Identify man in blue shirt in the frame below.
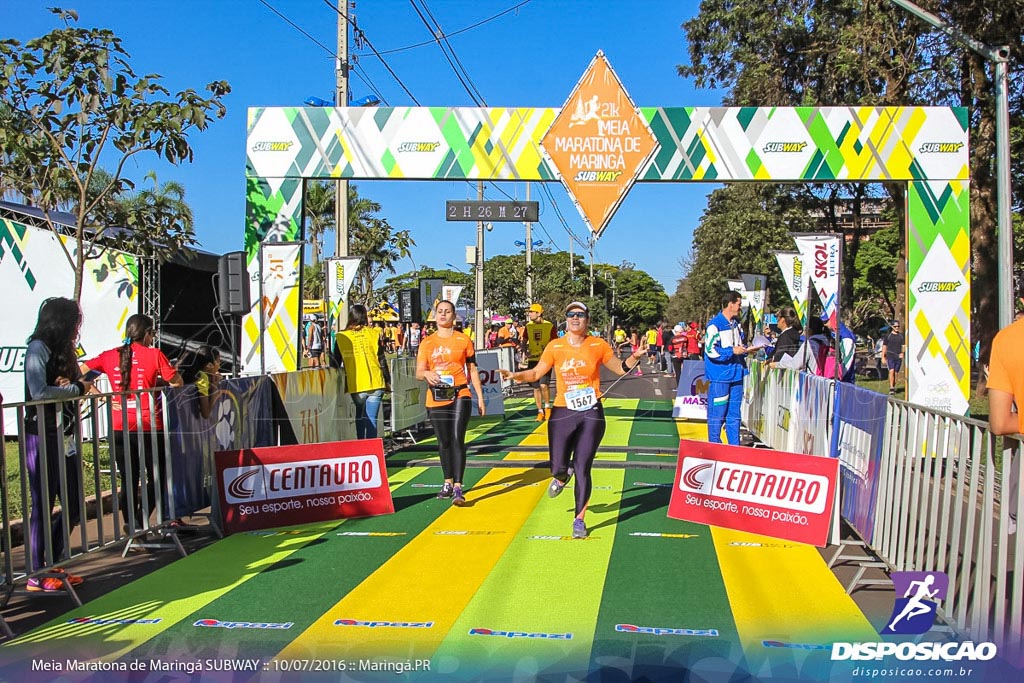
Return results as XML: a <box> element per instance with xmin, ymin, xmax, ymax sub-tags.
<box><xmin>704</xmin><ymin>290</ymin><xmax>756</xmax><ymax>445</ymax></box>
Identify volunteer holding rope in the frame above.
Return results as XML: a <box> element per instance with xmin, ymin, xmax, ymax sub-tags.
<box><xmin>500</xmin><ymin>301</ymin><xmax>648</xmax><ymax>539</ymax></box>
<box><xmin>416</xmin><ymin>300</ymin><xmax>485</xmax><ymax>507</ymax></box>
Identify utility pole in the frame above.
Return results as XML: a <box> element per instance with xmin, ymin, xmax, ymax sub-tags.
<box><xmin>525</xmin><ymin>182</ymin><xmax>533</xmax><ymax>301</ymax></box>
<box><xmin>335</xmin><ymin>0</ymin><xmax>349</xmax><ymax>259</ymax></box>
<box><xmin>588</xmin><ymin>235</ymin><xmax>595</xmax><ymax>297</ymax></box>
<box><xmin>475</xmin><ymin>181</ymin><xmax>486</xmax><ymax>346</ymax></box>
<box><xmin>889</xmin><ymin>0</ymin><xmax>1013</xmax><ymax>328</ymax></box>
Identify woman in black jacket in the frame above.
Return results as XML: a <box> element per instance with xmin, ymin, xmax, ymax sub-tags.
<box><xmin>771</xmin><ymin>307</ymin><xmax>803</xmax><ymax>363</ymax></box>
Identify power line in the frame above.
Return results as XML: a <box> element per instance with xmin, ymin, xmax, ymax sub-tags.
<box><xmin>373</xmin><ymin>0</ymin><xmax>534</xmax><ymax>55</ymax></box>
<box><xmin>415</xmin><ymin>0</ymin><xmax>488</xmax><ymax>105</ymax></box>
<box><xmin>257</xmin><ymin>0</ymin><xmax>337</xmax><ymax>58</ymax></box>
<box><xmin>408</xmin><ymin>0</ymin><xmax>485</xmax><ymax>106</ymax></box>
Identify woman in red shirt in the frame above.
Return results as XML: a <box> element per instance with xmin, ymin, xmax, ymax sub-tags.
<box><xmin>83</xmin><ymin>314</ymin><xmax>182</xmax><ymax>532</ymax></box>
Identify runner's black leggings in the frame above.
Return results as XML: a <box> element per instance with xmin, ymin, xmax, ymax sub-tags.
<box><xmin>428</xmin><ymin>396</ymin><xmax>473</xmax><ymax>484</ymax></box>
<box><xmin>547</xmin><ymin>403</ymin><xmax>606</xmax><ymax>516</ymax></box>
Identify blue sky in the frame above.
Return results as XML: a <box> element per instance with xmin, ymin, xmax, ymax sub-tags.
<box><xmin>4</xmin><ymin>0</ymin><xmax>727</xmax><ymax>293</ymax></box>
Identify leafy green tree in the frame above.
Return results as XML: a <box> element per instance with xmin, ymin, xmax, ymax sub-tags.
<box><xmin>0</xmin><ymin>8</ymin><xmax>229</xmax><ymax>299</ymax></box>
<box><xmin>852</xmin><ymin>223</ymin><xmax>900</xmax><ymax>331</ymax></box>
<box><xmin>304</xmin><ymin>180</ymin><xmax>336</xmax><ymax>268</ymax></box>
<box><xmin>612</xmin><ymin>267</ymin><xmax>668</xmax><ymax>328</ymax></box>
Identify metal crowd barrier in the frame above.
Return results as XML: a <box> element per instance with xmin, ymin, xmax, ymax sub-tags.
<box><xmin>745</xmin><ymin>363</ymin><xmax>1024</xmax><ymax>654</ymax></box>
<box><xmin>1</xmin><ymin>386</ymin><xmax>182</xmax><ymax>611</ymax></box>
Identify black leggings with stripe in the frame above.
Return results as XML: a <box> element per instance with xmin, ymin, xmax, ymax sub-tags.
<box><xmin>547</xmin><ymin>403</ymin><xmax>606</xmax><ymax>516</ymax></box>
<box><xmin>428</xmin><ymin>396</ymin><xmax>473</xmax><ymax>484</ymax></box>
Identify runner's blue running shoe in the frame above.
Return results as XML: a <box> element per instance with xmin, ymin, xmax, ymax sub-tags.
<box><xmin>437</xmin><ymin>482</ymin><xmax>454</xmax><ymax>499</ymax></box>
<box><xmin>548</xmin><ymin>478</ymin><xmax>567</xmax><ymax>498</ymax></box>
<box><xmin>572</xmin><ymin>518</ymin><xmax>588</xmax><ymax>539</ymax></box>
<box><xmin>452</xmin><ymin>485</ymin><xmax>466</xmax><ymax>506</ymax></box>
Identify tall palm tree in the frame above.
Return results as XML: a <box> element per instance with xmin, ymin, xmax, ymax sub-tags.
<box><xmin>304</xmin><ymin>180</ymin><xmax>336</xmax><ymax>267</ymax></box>
<box><xmin>347</xmin><ymin>184</ymin><xmax>415</xmax><ymax>304</ymax></box>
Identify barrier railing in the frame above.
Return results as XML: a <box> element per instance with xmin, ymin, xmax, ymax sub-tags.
<box><xmin>745</xmin><ymin>363</ymin><xmax>1024</xmax><ymax>653</ymax></box>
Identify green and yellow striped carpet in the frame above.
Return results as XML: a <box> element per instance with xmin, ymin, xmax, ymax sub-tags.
<box><xmin>1</xmin><ymin>399</ymin><xmax>875</xmax><ymax>681</ymax></box>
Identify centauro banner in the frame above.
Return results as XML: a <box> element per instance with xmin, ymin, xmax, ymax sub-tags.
<box><xmin>0</xmin><ymin>219</ymin><xmax>137</xmax><ymax>434</ymax></box>
<box><xmin>772</xmin><ymin>251</ymin><xmax>810</xmax><ymax>326</ymax></box>
<box><xmin>792</xmin><ymin>233</ymin><xmax>841</xmax><ymax>322</ymax></box>
<box><xmin>215</xmin><ymin>439</ymin><xmax>394</xmax><ymax>533</ymax></box>
<box><xmin>668</xmin><ymin>439</ymin><xmax>839</xmax><ymax>547</ymax></box>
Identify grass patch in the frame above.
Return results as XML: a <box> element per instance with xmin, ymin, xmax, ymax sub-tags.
<box><xmin>3</xmin><ymin>439</ymin><xmax>115</xmax><ymax>522</ymax></box>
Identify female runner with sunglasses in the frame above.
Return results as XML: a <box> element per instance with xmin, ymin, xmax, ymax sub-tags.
<box><xmin>500</xmin><ymin>301</ymin><xmax>647</xmax><ymax>538</ymax></box>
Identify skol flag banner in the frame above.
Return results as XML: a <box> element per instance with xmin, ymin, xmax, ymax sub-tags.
<box><xmin>792</xmin><ymin>233</ymin><xmax>841</xmax><ymax>321</ymax></box>
<box><xmin>216</xmin><ymin>439</ymin><xmax>394</xmax><ymax>533</ymax></box>
<box><xmin>668</xmin><ymin>439</ymin><xmax>839</xmax><ymax>547</ymax></box>
<box><xmin>773</xmin><ymin>250</ymin><xmax>810</xmax><ymax>326</ymax></box>
<box><xmin>740</xmin><ymin>273</ymin><xmax>767</xmax><ymax>327</ymax></box>
<box><xmin>539</xmin><ymin>51</ymin><xmax>658</xmax><ymax>238</ymax></box>
<box><xmin>419</xmin><ymin>278</ymin><xmax>444</xmax><ymax>320</ymax></box>
<box><xmin>257</xmin><ymin>241</ymin><xmax>302</xmax><ymax>374</ymax></box>
<box><xmin>442</xmin><ymin>284</ymin><xmax>464</xmax><ymax>308</ymax></box>
<box><xmin>326</xmin><ymin>257</ymin><xmax>361</xmax><ymax>333</ymax></box>
<box><xmin>727</xmin><ymin>279</ymin><xmax>750</xmax><ymax>320</ymax></box>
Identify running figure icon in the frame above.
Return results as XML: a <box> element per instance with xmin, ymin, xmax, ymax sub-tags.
<box><xmin>887</xmin><ymin>574</ymin><xmax>939</xmax><ymax>631</ymax></box>
<box><xmin>881</xmin><ymin>571</ymin><xmax>948</xmax><ymax>635</ymax></box>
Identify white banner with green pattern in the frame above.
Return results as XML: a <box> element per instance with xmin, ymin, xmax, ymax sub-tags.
<box><xmin>244</xmin><ymin>105</ymin><xmax>969</xmax><ymax>413</ymax></box>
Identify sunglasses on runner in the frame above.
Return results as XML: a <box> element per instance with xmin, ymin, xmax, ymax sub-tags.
<box><xmin>566</xmin><ymin>311</ymin><xmax>588</xmax><ymax>319</ymax></box>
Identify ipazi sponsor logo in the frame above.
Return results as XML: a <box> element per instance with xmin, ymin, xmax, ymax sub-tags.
<box><xmin>763</xmin><ymin>141</ymin><xmax>807</xmax><ymax>153</ymax></box>
<box><xmin>919</xmin><ymin>142</ymin><xmax>964</xmax><ymax>154</ymax></box>
<box><xmin>678</xmin><ymin>456</ymin><xmax>829</xmax><ymax>514</ymax></box>
<box><xmin>0</xmin><ymin>346</ymin><xmax>26</xmax><ymax>373</ymax></box>
<box><xmin>763</xmin><ymin>640</ymin><xmax>831</xmax><ymax>650</ymax></box>
<box><xmin>68</xmin><ymin>617</ymin><xmax>162</xmax><ymax>626</ymax></box>
<box><xmin>334</xmin><ymin>619</ymin><xmax>433</xmax><ymax>628</ymax></box>
<box><xmin>917</xmin><ymin>281</ymin><xmax>961</xmax><ymax>293</ymax></box>
<box><xmin>223</xmin><ymin>454</ymin><xmax>382</xmax><ymax>504</ymax></box>
<box><xmin>615</xmin><ymin>624</ymin><xmax>719</xmax><ymax>637</ymax></box>
<box><xmin>194</xmin><ymin>619</ymin><xmax>293</xmax><ymax>630</ymax></box>
<box><xmin>251</xmin><ymin>141</ymin><xmax>294</xmax><ymax>152</ymax></box>
<box><xmin>397</xmin><ymin>142</ymin><xmax>441</xmax><ymax>153</ymax></box>
<box><xmin>469</xmin><ymin>628</ymin><xmax>572</xmax><ymax>640</ymax></box>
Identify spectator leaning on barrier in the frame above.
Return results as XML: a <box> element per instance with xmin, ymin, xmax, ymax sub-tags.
<box><xmin>986</xmin><ymin>310</ymin><xmax>1024</xmax><ymax>534</ymax></box>
<box><xmin>83</xmin><ymin>314</ymin><xmax>183</xmax><ymax>533</ymax></box>
<box><xmin>770</xmin><ymin>307</ymin><xmax>802</xmax><ymax>363</ymax></box>
<box><xmin>335</xmin><ymin>304</ymin><xmax>391</xmax><ymax>440</ymax></box>
<box><xmin>24</xmin><ymin>297</ymin><xmax>92</xmax><ymax>591</ymax></box>
<box><xmin>705</xmin><ymin>291</ymin><xmax>759</xmax><ymax>445</ymax></box>
<box><xmin>180</xmin><ymin>345</ymin><xmax>222</xmax><ymax>420</ymax></box>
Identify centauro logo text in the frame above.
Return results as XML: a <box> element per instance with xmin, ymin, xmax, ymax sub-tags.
<box><xmin>251</xmin><ymin>141</ymin><xmax>294</xmax><ymax>152</ymax></box>
<box><xmin>397</xmin><ymin>142</ymin><xmax>441</xmax><ymax>152</ymax></box>
<box><xmin>763</xmin><ymin>142</ymin><xmax>807</xmax><ymax>153</ymax></box>
<box><xmin>919</xmin><ymin>142</ymin><xmax>964</xmax><ymax>154</ymax></box>
<box><xmin>918</xmin><ymin>281</ymin><xmax>960</xmax><ymax>293</ymax></box>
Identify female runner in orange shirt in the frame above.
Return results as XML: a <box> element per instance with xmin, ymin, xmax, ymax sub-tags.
<box><xmin>416</xmin><ymin>300</ymin><xmax>485</xmax><ymax>506</ymax></box>
<box><xmin>500</xmin><ymin>301</ymin><xmax>647</xmax><ymax>538</ymax></box>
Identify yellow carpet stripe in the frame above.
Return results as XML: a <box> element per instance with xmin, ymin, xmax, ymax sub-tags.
<box><xmin>432</xmin><ymin>469</ymin><xmax>627</xmax><ymax>674</ymax></box>
<box><xmin>274</xmin><ymin>467</ymin><xmax>549</xmax><ymax>660</ymax></box>
<box><xmin>711</xmin><ymin>527</ymin><xmax>876</xmax><ymax>660</ymax></box>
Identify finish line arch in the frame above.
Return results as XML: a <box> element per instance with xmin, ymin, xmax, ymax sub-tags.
<box><xmin>243</xmin><ymin>103</ymin><xmax>970</xmax><ymax>414</ymax></box>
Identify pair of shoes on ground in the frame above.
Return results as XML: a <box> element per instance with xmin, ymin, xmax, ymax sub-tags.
<box><xmin>27</xmin><ymin>568</ymin><xmax>84</xmax><ymax>592</ymax></box>
<box><xmin>437</xmin><ymin>482</ymin><xmax>467</xmax><ymax>506</ymax></box>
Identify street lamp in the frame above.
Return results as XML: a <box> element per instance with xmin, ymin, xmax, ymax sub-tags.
<box><xmin>889</xmin><ymin>0</ymin><xmax>1013</xmax><ymax>328</ymax></box>
<box><xmin>514</xmin><ymin>240</ymin><xmax>543</xmax><ymax>249</ymax></box>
